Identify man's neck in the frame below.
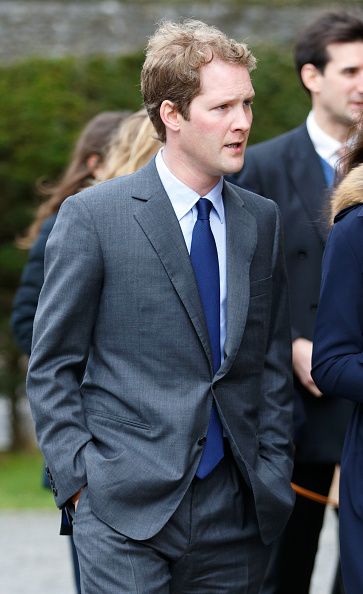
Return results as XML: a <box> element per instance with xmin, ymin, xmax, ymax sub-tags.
<box><xmin>162</xmin><ymin>146</ymin><xmax>221</xmax><ymax>197</ymax></box>
<box><xmin>311</xmin><ymin>108</ymin><xmax>350</xmax><ymax>144</ymax></box>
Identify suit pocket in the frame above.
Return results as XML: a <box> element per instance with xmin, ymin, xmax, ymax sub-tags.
<box><xmin>250</xmin><ymin>276</ymin><xmax>272</xmax><ymax>298</ymax></box>
<box><xmin>85</xmin><ymin>408</ymin><xmax>151</xmax><ymax>430</ymax></box>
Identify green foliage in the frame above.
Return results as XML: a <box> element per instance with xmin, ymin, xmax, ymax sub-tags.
<box><xmin>0</xmin><ymin>53</ymin><xmax>144</xmax><ymax>247</ymax></box>
<box><xmin>249</xmin><ymin>46</ymin><xmax>310</xmax><ymax>144</ymax></box>
<box><xmin>0</xmin><ymin>451</ymin><xmax>54</xmax><ymax>508</ymax></box>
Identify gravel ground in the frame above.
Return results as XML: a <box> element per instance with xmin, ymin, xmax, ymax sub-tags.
<box><xmin>0</xmin><ymin>506</ymin><xmax>338</xmax><ymax>594</ymax></box>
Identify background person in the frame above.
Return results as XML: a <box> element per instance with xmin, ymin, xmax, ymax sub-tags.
<box><xmin>99</xmin><ymin>108</ymin><xmax>161</xmax><ymax>180</ymax></box>
<box><xmin>229</xmin><ymin>11</ymin><xmax>363</xmax><ymax>594</ymax></box>
<box><xmin>26</xmin><ymin>20</ymin><xmax>294</xmax><ymax>593</ymax></box>
<box><xmin>312</xmin><ymin>126</ymin><xmax>363</xmax><ymax>594</ymax></box>
<box><xmin>11</xmin><ymin>110</ymin><xmax>129</xmax><ymax>355</ymax></box>
<box><xmin>11</xmin><ymin>109</ymin><xmax>129</xmax><ymax>594</ymax></box>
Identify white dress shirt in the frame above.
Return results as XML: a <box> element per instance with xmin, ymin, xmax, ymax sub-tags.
<box><xmin>155</xmin><ymin>149</ymin><xmax>227</xmax><ymax>362</ymax></box>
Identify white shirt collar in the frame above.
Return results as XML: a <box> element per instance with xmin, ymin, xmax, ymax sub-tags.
<box><xmin>155</xmin><ymin>149</ymin><xmax>224</xmax><ymax>224</ymax></box>
<box><xmin>306</xmin><ymin>111</ymin><xmax>342</xmax><ymax>168</ymax></box>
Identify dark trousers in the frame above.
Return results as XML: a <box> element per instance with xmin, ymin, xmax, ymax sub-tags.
<box><xmin>262</xmin><ymin>462</ymin><xmax>343</xmax><ymax>594</ymax></box>
<box><xmin>72</xmin><ymin>448</ymin><xmax>270</xmax><ymax>593</ymax></box>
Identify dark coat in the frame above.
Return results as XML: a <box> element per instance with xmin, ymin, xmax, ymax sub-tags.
<box><xmin>11</xmin><ymin>214</ymin><xmax>57</xmax><ymax>356</ymax></box>
<box><xmin>230</xmin><ymin>123</ymin><xmax>352</xmax><ymax>463</ymax></box>
<box><xmin>312</xmin><ymin>181</ymin><xmax>363</xmax><ymax>594</ymax></box>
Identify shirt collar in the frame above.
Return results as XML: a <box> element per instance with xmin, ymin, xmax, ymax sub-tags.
<box><xmin>155</xmin><ymin>149</ymin><xmax>224</xmax><ymax>224</ymax></box>
<box><xmin>306</xmin><ymin>111</ymin><xmax>342</xmax><ymax>168</ymax></box>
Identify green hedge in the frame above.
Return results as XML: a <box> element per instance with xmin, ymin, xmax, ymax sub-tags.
<box><xmin>0</xmin><ymin>46</ymin><xmax>310</xmax><ymax>446</ymax></box>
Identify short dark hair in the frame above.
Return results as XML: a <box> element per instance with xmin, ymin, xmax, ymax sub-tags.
<box><xmin>294</xmin><ymin>11</ymin><xmax>363</xmax><ymax>91</ymax></box>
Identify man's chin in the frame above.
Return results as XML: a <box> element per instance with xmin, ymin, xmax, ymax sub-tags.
<box><xmin>223</xmin><ymin>157</ymin><xmax>245</xmax><ymax>176</ymax></box>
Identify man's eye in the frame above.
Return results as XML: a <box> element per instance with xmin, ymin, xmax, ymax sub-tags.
<box><xmin>244</xmin><ymin>99</ymin><xmax>254</xmax><ymax>107</ymax></box>
<box><xmin>216</xmin><ymin>104</ymin><xmax>228</xmax><ymax>110</ymax></box>
<box><xmin>343</xmin><ymin>68</ymin><xmax>358</xmax><ymax>76</ymax></box>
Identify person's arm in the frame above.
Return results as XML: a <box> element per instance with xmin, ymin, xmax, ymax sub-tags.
<box><xmin>257</xmin><ymin>202</ymin><xmax>294</xmax><ymax>488</ymax></box>
<box><xmin>312</xmin><ymin>221</ymin><xmax>363</xmax><ymax>402</ymax></box>
<box><xmin>11</xmin><ymin>217</ymin><xmax>56</xmax><ymax>356</ymax></box>
<box><xmin>26</xmin><ymin>196</ymin><xmax>103</xmax><ymax>507</ymax></box>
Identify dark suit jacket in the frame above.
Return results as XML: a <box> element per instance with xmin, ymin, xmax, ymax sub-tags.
<box><xmin>11</xmin><ymin>214</ymin><xmax>57</xmax><ymax>356</ymax></box>
<box><xmin>27</xmin><ymin>158</ymin><xmax>294</xmax><ymax>545</ymax></box>
<box><xmin>312</xmin><ymin>203</ymin><xmax>363</xmax><ymax>594</ymax></box>
<box><xmin>230</xmin><ymin>123</ymin><xmax>352</xmax><ymax>463</ymax></box>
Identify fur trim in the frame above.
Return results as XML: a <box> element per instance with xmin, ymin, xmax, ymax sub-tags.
<box><xmin>330</xmin><ymin>163</ymin><xmax>363</xmax><ymax>225</ymax></box>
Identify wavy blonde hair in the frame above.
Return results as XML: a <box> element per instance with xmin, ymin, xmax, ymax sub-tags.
<box><xmin>99</xmin><ymin>109</ymin><xmax>162</xmax><ymax>180</ymax></box>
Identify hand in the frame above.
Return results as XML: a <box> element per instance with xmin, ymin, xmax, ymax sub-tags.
<box><xmin>292</xmin><ymin>338</ymin><xmax>322</xmax><ymax>398</ymax></box>
<box><xmin>71</xmin><ymin>489</ymin><xmax>82</xmax><ymax>511</ymax></box>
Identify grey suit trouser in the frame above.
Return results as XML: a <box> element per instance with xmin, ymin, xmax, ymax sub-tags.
<box><xmin>72</xmin><ymin>446</ymin><xmax>270</xmax><ymax>593</ymax></box>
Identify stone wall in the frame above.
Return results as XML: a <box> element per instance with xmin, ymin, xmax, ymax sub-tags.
<box><xmin>1</xmin><ymin>1</ymin><xmax>361</xmax><ymax>64</ymax></box>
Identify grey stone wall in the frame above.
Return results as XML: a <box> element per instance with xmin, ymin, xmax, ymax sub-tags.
<box><xmin>1</xmin><ymin>1</ymin><xmax>361</xmax><ymax>64</ymax></box>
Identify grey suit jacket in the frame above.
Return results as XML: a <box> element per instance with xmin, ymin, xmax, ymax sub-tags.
<box><xmin>27</xmin><ymin>158</ymin><xmax>294</xmax><ymax>545</ymax></box>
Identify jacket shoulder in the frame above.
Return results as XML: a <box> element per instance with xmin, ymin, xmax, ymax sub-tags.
<box><xmin>225</xmin><ymin>180</ymin><xmax>277</xmax><ymax>217</ymax></box>
<box><xmin>246</xmin><ymin>124</ymin><xmax>308</xmax><ymax>159</ymax></box>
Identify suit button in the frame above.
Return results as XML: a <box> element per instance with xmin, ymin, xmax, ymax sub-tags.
<box><xmin>53</xmin><ymin>487</ymin><xmax>58</xmax><ymax>496</ymax></box>
<box><xmin>198</xmin><ymin>437</ymin><xmax>207</xmax><ymax>446</ymax></box>
<box><xmin>310</xmin><ymin>304</ymin><xmax>317</xmax><ymax>311</ymax></box>
<box><xmin>298</xmin><ymin>250</ymin><xmax>307</xmax><ymax>260</ymax></box>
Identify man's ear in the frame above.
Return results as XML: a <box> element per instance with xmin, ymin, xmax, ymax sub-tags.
<box><xmin>160</xmin><ymin>100</ymin><xmax>182</xmax><ymax>133</ymax></box>
<box><xmin>301</xmin><ymin>63</ymin><xmax>324</xmax><ymax>94</ymax></box>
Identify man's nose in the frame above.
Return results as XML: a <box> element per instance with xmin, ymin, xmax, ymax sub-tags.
<box><xmin>232</xmin><ymin>106</ymin><xmax>252</xmax><ymax>132</ymax></box>
<box><xmin>356</xmin><ymin>71</ymin><xmax>363</xmax><ymax>93</ymax></box>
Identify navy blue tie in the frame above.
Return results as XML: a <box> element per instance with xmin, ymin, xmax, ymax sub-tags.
<box><xmin>190</xmin><ymin>198</ymin><xmax>224</xmax><ymax>478</ymax></box>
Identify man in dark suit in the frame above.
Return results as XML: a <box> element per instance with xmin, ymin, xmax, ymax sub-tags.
<box><xmin>26</xmin><ymin>19</ymin><xmax>294</xmax><ymax>593</ymax></box>
<box><xmin>230</xmin><ymin>11</ymin><xmax>363</xmax><ymax>594</ymax></box>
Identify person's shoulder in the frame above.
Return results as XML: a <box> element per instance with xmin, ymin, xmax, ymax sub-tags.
<box><xmin>225</xmin><ymin>179</ymin><xmax>276</xmax><ymax>216</ymax></box>
<box><xmin>39</xmin><ymin>213</ymin><xmax>57</xmax><ymax>236</ymax></box>
<box><xmin>334</xmin><ymin>204</ymin><xmax>363</xmax><ymax>236</ymax></box>
<box><xmin>65</xmin><ymin>158</ymin><xmax>158</xmax><ymax>211</ymax></box>
<box><xmin>246</xmin><ymin>123</ymin><xmax>307</xmax><ymax>158</ymax></box>
<box><xmin>329</xmin><ymin>205</ymin><xmax>363</xmax><ymax>262</ymax></box>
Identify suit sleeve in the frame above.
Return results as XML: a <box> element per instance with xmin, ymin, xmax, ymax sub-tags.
<box><xmin>257</xmin><ymin>202</ymin><xmax>295</xmax><ymax>488</ymax></box>
<box><xmin>26</xmin><ymin>197</ymin><xmax>103</xmax><ymax>507</ymax></box>
<box><xmin>11</xmin><ymin>218</ymin><xmax>55</xmax><ymax>356</ymax></box>
<box><xmin>312</xmin><ymin>221</ymin><xmax>363</xmax><ymax>402</ymax></box>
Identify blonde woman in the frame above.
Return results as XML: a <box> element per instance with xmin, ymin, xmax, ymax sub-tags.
<box><xmin>99</xmin><ymin>108</ymin><xmax>162</xmax><ymax>180</ymax></box>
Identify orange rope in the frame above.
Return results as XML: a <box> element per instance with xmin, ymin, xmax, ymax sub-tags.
<box><xmin>291</xmin><ymin>482</ymin><xmax>338</xmax><ymax>508</ymax></box>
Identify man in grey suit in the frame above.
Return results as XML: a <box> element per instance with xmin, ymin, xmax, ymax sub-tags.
<box><xmin>27</xmin><ymin>19</ymin><xmax>294</xmax><ymax>593</ymax></box>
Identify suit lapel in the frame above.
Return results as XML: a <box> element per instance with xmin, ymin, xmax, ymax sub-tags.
<box><xmin>288</xmin><ymin>125</ymin><xmax>329</xmax><ymax>244</ymax></box>
<box><xmin>132</xmin><ymin>161</ymin><xmax>213</xmax><ymax>368</ymax></box>
<box><xmin>217</xmin><ymin>182</ymin><xmax>257</xmax><ymax>378</ymax></box>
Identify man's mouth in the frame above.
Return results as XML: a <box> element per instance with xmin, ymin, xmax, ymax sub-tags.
<box><xmin>225</xmin><ymin>142</ymin><xmax>243</xmax><ymax>150</ymax></box>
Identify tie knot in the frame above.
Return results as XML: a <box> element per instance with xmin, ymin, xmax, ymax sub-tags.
<box><xmin>196</xmin><ymin>198</ymin><xmax>213</xmax><ymax>220</ymax></box>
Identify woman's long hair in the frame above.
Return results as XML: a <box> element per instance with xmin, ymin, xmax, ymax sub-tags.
<box><xmin>18</xmin><ymin>111</ymin><xmax>129</xmax><ymax>248</ymax></box>
<box><xmin>99</xmin><ymin>109</ymin><xmax>162</xmax><ymax>181</ymax></box>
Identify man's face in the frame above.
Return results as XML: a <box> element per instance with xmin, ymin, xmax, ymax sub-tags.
<box><xmin>315</xmin><ymin>41</ymin><xmax>363</xmax><ymax>128</ymax></box>
<box><xmin>176</xmin><ymin>59</ymin><xmax>254</xmax><ymax>189</ymax></box>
